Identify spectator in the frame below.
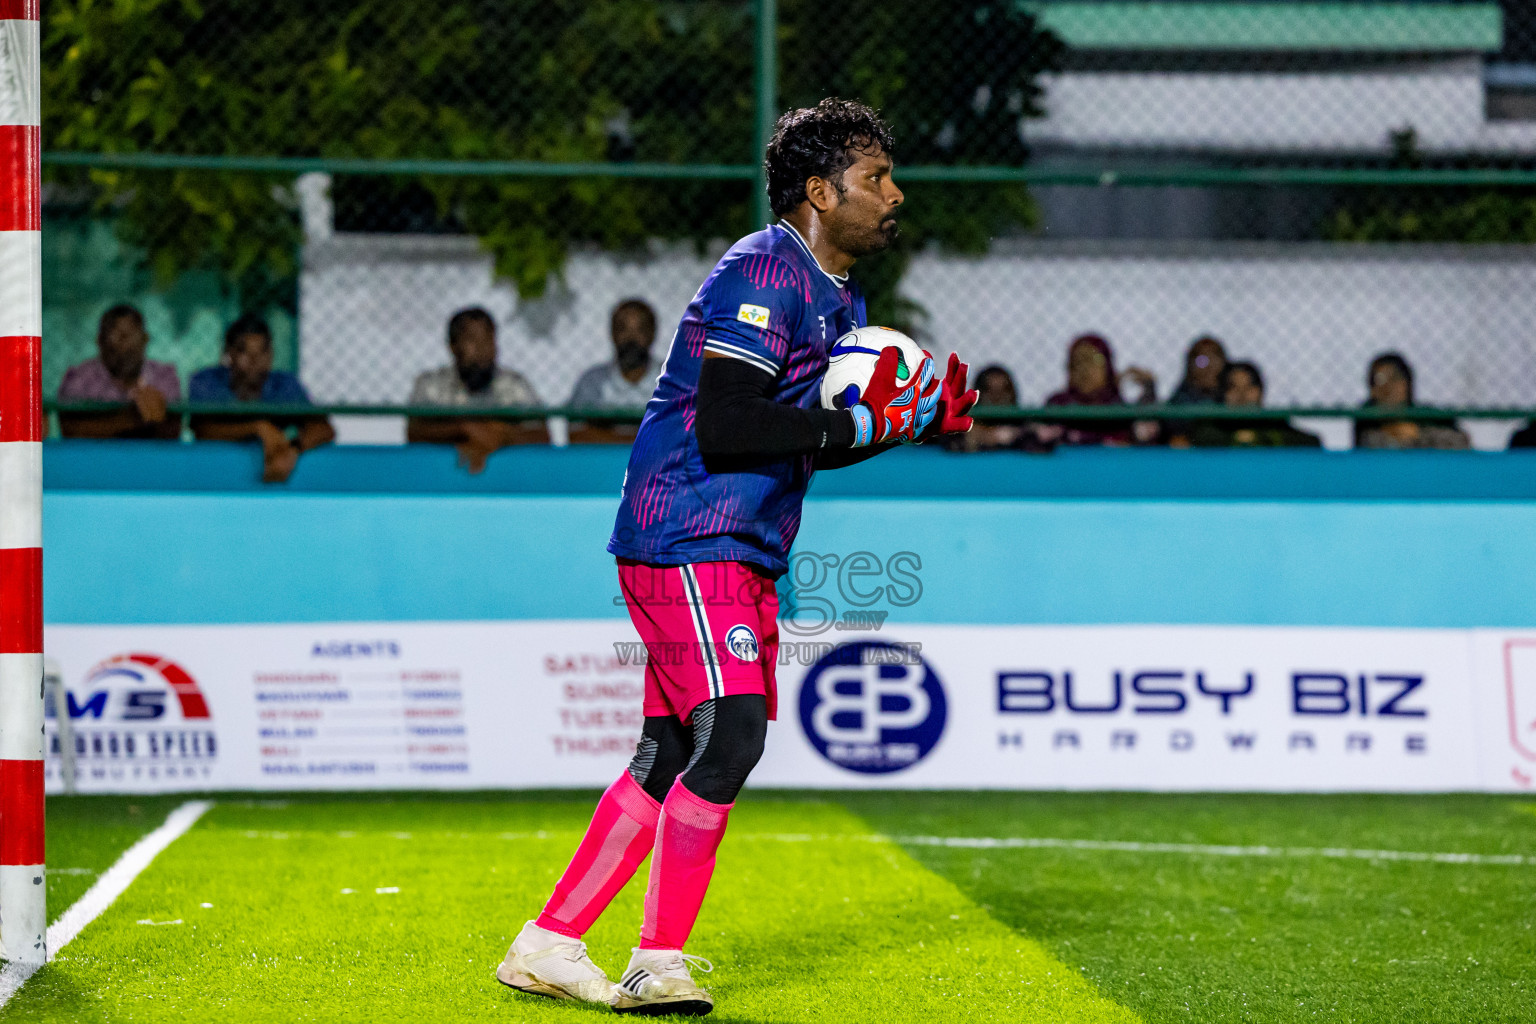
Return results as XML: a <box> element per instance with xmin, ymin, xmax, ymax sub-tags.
<box><xmin>566</xmin><ymin>299</ymin><xmax>662</xmax><ymax>444</ymax></box>
<box><xmin>1165</xmin><ymin>335</ymin><xmax>1227</xmax><ymax>448</ymax></box>
<box><xmin>975</xmin><ymin>365</ymin><xmax>1018</xmax><ymax>409</ymax></box>
<box><xmin>1036</xmin><ymin>333</ymin><xmax>1158</xmax><ymax>446</ymax></box>
<box><xmin>406</xmin><ymin>307</ymin><xmax>548</xmax><ymax>471</ymax></box>
<box><xmin>1354</xmin><ymin>352</ymin><xmax>1468</xmax><ymax>450</ymax></box>
<box><xmin>950</xmin><ymin>365</ymin><xmax>1037</xmax><ymax>452</ymax></box>
<box><xmin>57</xmin><ymin>305</ymin><xmax>181</xmax><ymax>439</ymax></box>
<box><xmin>189</xmin><ymin>315</ymin><xmax>335</xmax><ymax>483</ymax></box>
<box><xmin>1169</xmin><ymin>335</ymin><xmax>1227</xmax><ymax>406</ymax></box>
<box><xmin>1191</xmin><ymin>361</ymin><xmax>1320</xmax><ymax>448</ymax></box>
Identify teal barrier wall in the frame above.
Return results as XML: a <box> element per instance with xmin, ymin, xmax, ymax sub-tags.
<box><xmin>43</xmin><ymin>441</ymin><xmax>1536</xmax><ymax>628</ymax></box>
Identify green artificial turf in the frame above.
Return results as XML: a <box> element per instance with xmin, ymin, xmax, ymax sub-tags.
<box><xmin>12</xmin><ymin>791</ymin><xmax>1536</xmax><ymax>1022</ymax></box>
<box><xmin>850</xmin><ymin>792</ymin><xmax>1536</xmax><ymax>1024</ymax></box>
<box><xmin>40</xmin><ymin>795</ymin><xmax>190</xmax><ymax>924</ymax></box>
<box><xmin>11</xmin><ymin>792</ymin><xmax>1134</xmax><ymax>1023</ymax></box>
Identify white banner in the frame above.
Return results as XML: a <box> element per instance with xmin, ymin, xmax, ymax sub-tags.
<box><xmin>40</xmin><ymin>621</ymin><xmax>1536</xmax><ymax>794</ymax></box>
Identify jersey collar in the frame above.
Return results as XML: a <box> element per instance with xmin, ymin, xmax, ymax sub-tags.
<box><xmin>775</xmin><ymin>221</ymin><xmax>849</xmax><ymax>288</ymax></box>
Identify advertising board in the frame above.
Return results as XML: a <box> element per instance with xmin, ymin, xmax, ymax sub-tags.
<box><xmin>42</xmin><ymin>621</ymin><xmax>1533</xmax><ymax>793</ymax></box>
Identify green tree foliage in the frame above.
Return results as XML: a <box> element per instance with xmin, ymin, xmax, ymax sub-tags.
<box><xmin>1325</xmin><ymin>130</ymin><xmax>1536</xmax><ymax>244</ymax></box>
<box><xmin>781</xmin><ymin>0</ymin><xmax>1061</xmax><ymax>332</ymax></box>
<box><xmin>43</xmin><ymin>0</ymin><xmax>1057</xmax><ymax>310</ymax></box>
<box><xmin>1328</xmin><ymin>191</ymin><xmax>1536</xmax><ymax>244</ymax></box>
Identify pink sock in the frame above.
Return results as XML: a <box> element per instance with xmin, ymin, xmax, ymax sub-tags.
<box><xmin>639</xmin><ymin>779</ymin><xmax>733</xmax><ymax>950</ymax></box>
<box><xmin>536</xmin><ymin>771</ymin><xmax>661</xmax><ymax>938</ymax></box>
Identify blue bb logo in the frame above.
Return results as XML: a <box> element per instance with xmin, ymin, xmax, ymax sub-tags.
<box><xmin>798</xmin><ymin>641</ymin><xmax>946</xmax><ymax>774</ymax></box>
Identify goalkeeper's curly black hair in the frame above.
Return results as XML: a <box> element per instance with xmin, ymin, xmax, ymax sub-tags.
<box><xmin>764</xmin><ymin>98</ymin><xmax>894</xmax><ymax>219</ymax></box>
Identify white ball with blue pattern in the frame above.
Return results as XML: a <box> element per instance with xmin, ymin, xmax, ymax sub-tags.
<box><xmin>820</xmin><ymin>326</ymin><xmax>938</xmax><ymax>436</ymax></box>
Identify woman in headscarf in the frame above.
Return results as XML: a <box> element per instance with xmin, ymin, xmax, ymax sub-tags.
<box><xmin>1169</xmin><ymin>335</ymin><xmax>1227</xmax><ymax>406</ymax></box>
<box><xmin>1037</xmin><ymin>333</ymin><xmax>1157</xmax><ymax>446</ymax></box>
<box><xmin>1354</xmin><ymin>351</ymin><xmax>1468</xmax><ymax>450</ymax></box>
<box><xmin>1165</xmin><ymin>335</ymin><xmax>1227</xmax><ymax>447</ymax></box>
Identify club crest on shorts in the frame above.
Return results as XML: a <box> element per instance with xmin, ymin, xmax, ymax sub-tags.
<box><xmin>725</xmin><ymin>624</ymin><xmax>759</xmax><ymax>662</ymax></box>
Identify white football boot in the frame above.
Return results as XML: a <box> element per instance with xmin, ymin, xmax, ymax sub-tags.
<box><xmin>611</xmin><ymin>947</ymin><xmax>715</xmax><ymax>1016</ymax></box>
<box><xmin>495</xmin><ymin>920</ymin><xmax>616</xmax><ymax>1004</ymax></box>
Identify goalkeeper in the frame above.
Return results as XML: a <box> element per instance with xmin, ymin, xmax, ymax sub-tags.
<box><xmin>496</xmin><ymin>98</ymin><xmax>977</xmax><ymax>1017</ymax></box>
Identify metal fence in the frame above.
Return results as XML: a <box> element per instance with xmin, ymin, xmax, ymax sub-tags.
<box><xmin>36</xmin><ymin>0</ymin><xmax>1536</xmax><ymax>436</ymax></box>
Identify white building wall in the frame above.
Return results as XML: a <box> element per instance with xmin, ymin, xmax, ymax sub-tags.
<box><xmin>300</xmin><ymin>235</ymin><xmax>724</xmax><ymax>409</ymax></box>
<box><xmin>905</xmin><ymin>241</ymin><xmax>1536</xmax><ymax>409</ymax></box>
<box><xmin>1030</xmin><ymin>61</ymin><xmax>1536</xmax><ymax>152</ymax></box>
<box><xmin>300</xmin><ymin>235</ymin><xmax>1536</xmax><ymax>418</ymax></box>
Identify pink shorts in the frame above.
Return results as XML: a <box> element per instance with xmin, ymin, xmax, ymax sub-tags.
<box><xmin>617</xmin><ymin>559</ymin><xmax>779</xmax><ymax>723</ymax></box>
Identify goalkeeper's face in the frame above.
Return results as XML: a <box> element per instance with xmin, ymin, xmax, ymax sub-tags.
<box><xmin>827</xmin><ymin>147</ymin><xmax>903</xmax><ymax>258</ymax></box>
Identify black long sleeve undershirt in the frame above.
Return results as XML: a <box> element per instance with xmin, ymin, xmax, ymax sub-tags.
<box><xmin>813</xmin><ymin>436</ymin><xmax>900</xmax><ymax>470</ymax></box>
<box><xmin>695</xmin><ymin>355</ymin><xmax>855</xmax><ymax>456</ymax></box>
<box><xmin>695</xmin><ymin>354</ymin><xmax>907</xmax><ymax>470</ymax></box>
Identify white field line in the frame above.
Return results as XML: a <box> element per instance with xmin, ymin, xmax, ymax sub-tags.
<box><xmin>0</xmin><ymin>800</ymin><xmax>213</xmax><ymax>1009</ymax></box>
<box><xmin>179</xmin><ymin>823</ymin><xmax>1536</xmax><ymax>868</ymax></box>
<box><xmin>479</xmin><ymin>828</ymin><xmax>1535</xmax><ymax>866</ymax></box>
<box><xmin>888</xmin><ymin>834</ymin><xmax>1535</xmax><ymax>866</ymax></box>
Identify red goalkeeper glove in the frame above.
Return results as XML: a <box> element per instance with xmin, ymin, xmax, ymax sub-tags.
<box><xmin>920</xmin><ymin>352</ymin><xmax>978</xmax><ymax>439</ymax></box>
<box><xmin>849</xmin><ymin>346</ymin><xmax>926</xmax><ymax>445</ymax></box>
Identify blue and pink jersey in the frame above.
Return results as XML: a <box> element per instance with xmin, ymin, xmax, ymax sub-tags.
<box><xmin>608</xmin><ymin>223</ymin><xmax>867</xmax><ymax>577</ymax></box>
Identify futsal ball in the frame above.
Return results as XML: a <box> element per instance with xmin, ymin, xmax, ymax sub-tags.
<box><xmin>820</xmin><ymin>326</ymin><xmax>939</xmax><ymax>434</ymax></box>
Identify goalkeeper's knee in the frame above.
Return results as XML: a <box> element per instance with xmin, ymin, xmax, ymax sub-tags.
<box><xmin>679</xmin><ymin>694</ymin><xmax>767</xmax><ymax>805</ymax></box>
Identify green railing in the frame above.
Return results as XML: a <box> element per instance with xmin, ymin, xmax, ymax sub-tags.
<box><xmin>43</xmin><ymin>401</ymin><xmax>1536</xmax><ymax>425</ymax></box>
<box><xmin>42</xmin><ymin>151</ymin><xmax>1536</xmax><ymax>189</ymax></box>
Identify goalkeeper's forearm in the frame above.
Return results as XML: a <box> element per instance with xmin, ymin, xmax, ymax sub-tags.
<box><xmin>813</xmin><ymin>441</ymin><xmax>900</xmax><ymax>470</ymax></box>
<box><xmin>695</xmin><ymin>354</ymin><xmax>856</xmax><ymax>457</ymax></box>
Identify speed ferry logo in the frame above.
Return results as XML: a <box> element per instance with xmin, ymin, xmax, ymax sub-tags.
<box><xmin>80</xmin><ymin>652</ymin><xmax>212</xmax><ymax>721</ymax></box>
<box><xmin>51</xmin><ymin>652</ymin><xmax>218</xmax><ymax>785</ymax></box>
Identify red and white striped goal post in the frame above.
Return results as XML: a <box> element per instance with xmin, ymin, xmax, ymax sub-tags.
<box><xmin>0</xmin><ymin>0</ymin><xmax>44</xmax><ymax>965</ymax></box>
